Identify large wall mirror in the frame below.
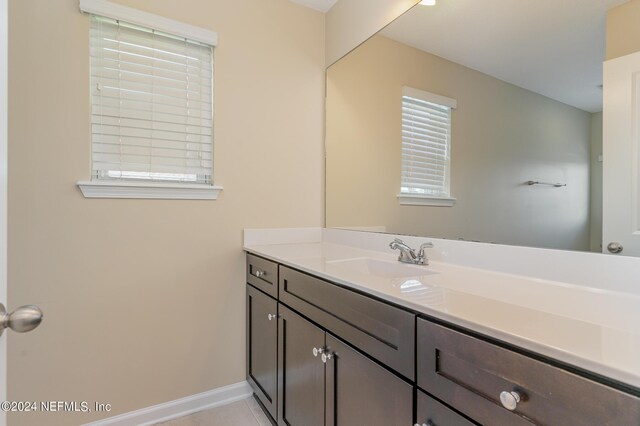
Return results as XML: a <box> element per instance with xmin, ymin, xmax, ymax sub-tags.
<box><xmin>326</xmin><ymin>0</ymin><xmax>630</xmax><ymax>255</ymax></box>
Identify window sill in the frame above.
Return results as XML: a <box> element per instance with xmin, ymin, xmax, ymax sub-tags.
<box><xmin>77</xmin><ymin>181</ymin><xmax>223</xmax><ymax>200</ymax></box>
<box><xmin>397</xmin><ymin>193</ymin><xmax>456</xmax><ymax>207</ymax></box>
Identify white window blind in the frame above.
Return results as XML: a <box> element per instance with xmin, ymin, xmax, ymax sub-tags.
<box><xmin>90</xmin><ymin>15</ymin><xmax>214</xmax><ymax>184</ymax></box>
<box><xmin>401</xmin><ymin>87</ymin><xmax>456</xmax><ymax>198</ymax></box>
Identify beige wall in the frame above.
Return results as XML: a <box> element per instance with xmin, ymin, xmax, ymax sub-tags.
<box><xmin>7</xmin><ymin>0</ymin><xmax>324</xmax><ymax>424</ymax></box>
<box><xmin>326</xmin><ymin>35</ymin><xmax>593</xmax><ymax>251</ymax></box>
<box><xmin>325</xmin><ymin>0</ymin><xmax>419</xmax><ymax>66</ymax></box>
<box><xmin>590</xmin><ymin>112</ymin><xmax>603</xmax><ymax>252</ymax></box>
<box><xmin>606</xmin><ymin>0</ymin><xmax>640</xmax><ymax>60</ymax></box>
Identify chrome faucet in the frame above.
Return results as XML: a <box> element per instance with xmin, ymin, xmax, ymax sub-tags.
<box><xmin>389</xmin><ymin>238</ymin><xmax>434</xmax><ymax>265</ymax></box>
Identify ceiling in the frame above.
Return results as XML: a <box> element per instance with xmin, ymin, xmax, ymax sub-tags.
<box><xmin>380</xmin><ymin>0</ymin><xmax>627</xmax><ymax>113</ymax></box>
<box><xmin>289</xmin><ymin>0</ymin><xmax>338</xmax><ymax>13</ymax></box>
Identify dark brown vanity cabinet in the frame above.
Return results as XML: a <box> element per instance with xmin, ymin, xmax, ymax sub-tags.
<box><xmin>246</xmin><ymin>284</ymin><xmax>279</xmax><ymax>421</ymax></box>
<box><xmin>278</xmin><ymin>304</ymin><xmax>413</xmax><ymax>426</ymax></box>
<box><xmin>246</xmin><ymin>253</ymin><xmax>640</xmax><ymax>426</ymax></box>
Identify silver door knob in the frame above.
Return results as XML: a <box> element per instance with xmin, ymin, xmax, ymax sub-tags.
<box><xmin>321</xmin><ymin>352</ymin><xmax>333</xmax><ymax>363</ymax></box>
<box><xmin>607</xmin><ymin>242</ymin><xmax>623</xmax><ymax>254</ymax></box>
<box><xmin>312</xmin><ymin>347</ymin><xmax>324</xmax><ymax>357</ymax></box>
<box><xmin>0</xmin><ymin>303</ymin><xmax>43</xmax><ymax>336</ymax></box>
<box><xmin>499</xmin><ymin>391</ymin><xmax>521</xmax><ymax>411</ymax></box>
<box><xmin>267</xmin><ymin>313</ymin><xmax>278</xmax><ymax>321</ymax></box>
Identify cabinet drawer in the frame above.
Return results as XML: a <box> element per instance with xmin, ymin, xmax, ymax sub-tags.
<box><xmin>417</xmin><ymin>318</ymin><xmax>640</xmax><ymax>426</ymax></box>
<box><xmin>279</xmin><ymin>266</ymin><xmax>415</xmax><ymax>380</ymax></box>
<box><xmin>416</xmin><ymin>390</ymin><xmax>476</xmax><ymax>426</ymax></box>
<box><xmin>246</xmin><ymin>253</ymin><xmax>278</xmax><ymax>298</ymax></box>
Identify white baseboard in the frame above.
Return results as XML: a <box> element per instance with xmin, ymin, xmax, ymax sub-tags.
<box><xmin>85</xmin><ymin>381</ymin><xmax>252</xmax><ymax>426</ymax></box>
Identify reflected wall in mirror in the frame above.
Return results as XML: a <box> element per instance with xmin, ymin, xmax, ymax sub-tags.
<box><xmin>326</xmin><ymin>0</ymin><xmax>626</xmax><ymax>253</ymax></box>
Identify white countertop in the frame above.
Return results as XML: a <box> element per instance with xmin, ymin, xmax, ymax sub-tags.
<box><xmin>244</xmin><ymin>237</ymin><xmax>640</xmax><ymax>390</ymax></box>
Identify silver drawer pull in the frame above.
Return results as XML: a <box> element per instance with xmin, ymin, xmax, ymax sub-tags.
<box><xmin>415</xmin><ymin>422</ymin><xmax>435</xmax><ymax>426</ymax></box>
<box><xmin>267</xmin><ymin>313</ymin><xmax>278</xmax><ymax>321</ymax></box>
<box><xmin>321</xmin><ymin>352</ymin><xmax>333</xmax><ymax>363</ymax></box>
<box><xmin>500</xmin><ymin>391</ymin><xmax>522</xmax><ymax>411</ymax></box>
<box><xmin>312</xmin><ymin>347</ymin><xmax>324</xmax><ymax>357</ymax></box>
<box><xmin>254</xmin><ymin>269</ymin><xmax>266</xmax><ymax>278</ymax></box>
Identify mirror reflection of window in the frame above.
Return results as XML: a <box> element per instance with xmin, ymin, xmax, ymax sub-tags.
<box><xmin>401</xmin><ymin>86</ymin><xmax>456</xmax><ymax>200</ymax></box>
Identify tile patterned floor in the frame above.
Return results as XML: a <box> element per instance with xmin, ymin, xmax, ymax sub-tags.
<box><xmin>155</xmin><ymin>397</ymin><xmax>271</xmax><ymax>426</ymax></box>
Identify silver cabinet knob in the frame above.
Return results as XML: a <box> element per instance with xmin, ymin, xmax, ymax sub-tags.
<box><xmin>267</xmin><ymin>313</ymin><xmax>278</xmax><ymax>321</ymax></box>
<box><xmin>254</xmin><ymin>270</ymin><xmax>265</xmax><ymax>278</ymax></box>
<box><xmin>312</xmin><ymin>347</ymin><xmax>324</xmax><ymax>357</ymax></box>
<box><xmin>607</xmin><ymin>242</ymin><xmax>623</xmax><ymax>254</ymax></box>
<box><xmin>499</xmin><ymin>391</ymin><xmax>521</xmax><ymax>411</ymax></box>
<box><xmin>0</xmin><ymin>303</ymin><xmax>43</xmax><ymax>336</ymax></box>
<box><xmin>321</xmin><ymin>352</ymin><xmax>333</xmax><ymax>363</ymax></box>
<box><xmin>415</xmin><ymin>422</ymin><xmax>435</xmax><ymax>426</ymax></box>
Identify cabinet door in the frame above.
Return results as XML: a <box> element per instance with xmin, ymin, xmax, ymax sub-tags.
<box><xmin>416</xmin><ymin>390</ymin><xmax>476</xmax><ymax>426</ymax></box>
<box><xmin>278</xmin><ymin>305</ymin><xmax>325</xmax><ymax>426</ymax></box>
<box><xmin>247</xmin><ymin>285</ymin><xmax>278</xmax><ymax>421</ymax></box>
<box><xmin>325</xmin><ymin>334</ymin><xmax>413</xmax><ymax>426</ymax></box>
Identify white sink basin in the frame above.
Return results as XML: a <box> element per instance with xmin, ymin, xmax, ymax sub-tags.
<box><xmin>327</xmin><ymin>257</ymin><xmax>436</xmax><ymax>279</ymax></box>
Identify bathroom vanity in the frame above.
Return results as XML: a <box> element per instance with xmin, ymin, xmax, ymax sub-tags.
<box><xmin>244</xmin><ymin>230</ymin><xmax>640</xmax><ymax>426</ymax></box>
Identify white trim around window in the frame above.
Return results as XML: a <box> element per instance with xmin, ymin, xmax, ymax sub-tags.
<box><xmin>402</xmin><ymin>86</ymin><xmax>457</xmax><ymax>109</ymax></box>
<box><xmin>79</xmin><ymin>0</ymin><xmax>218</xmax><ymax>46</ymax></box>
<box><xmin>77</xmin><ymin>181</ymin><xmax>223</xmax><ymax>200</ymax></box>
<box><xmin>397</xmin><ymin>193</ymin><xmax>456</xmax><ymax>207</ymax></box>
<box><xmin>79</xmin><ymin>0</ymin><xmax>220</xmax><ymax>200</ymax></box>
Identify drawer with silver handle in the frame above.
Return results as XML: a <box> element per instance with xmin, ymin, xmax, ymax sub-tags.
<box><xmin>417</xmin><ymin>318</ymin><xmax>640</xmax><ymax>425</ymax></box>
<box><xmin>246</xmin><ymin>253</ymin><xmax>278</xmax><ymax>298</ymax></box>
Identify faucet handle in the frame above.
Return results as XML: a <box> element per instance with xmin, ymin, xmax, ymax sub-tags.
<box><xmin>389</xmin><ymin>238</ymin><xmax>405</xmax><ymax>249</ymax></box>
<box><xmin>419</xmin><ymin>242</ymin><xmax>434</xmax><ymax>250</ymax></box>
<box><xmin>417</xmin><ymin>242</ymin><xmax>434</xmax><ymax>265</ymax></box>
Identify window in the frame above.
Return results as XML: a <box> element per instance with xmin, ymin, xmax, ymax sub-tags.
<box><xmin>398</xmin><ymin>86</ymin><xmax>456</xmax><ymax>206</ymax></box>
<box><xmin>77</xmin><ymin>0</ymin><xmax>221</xmax><ymax>199</ymax></box>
